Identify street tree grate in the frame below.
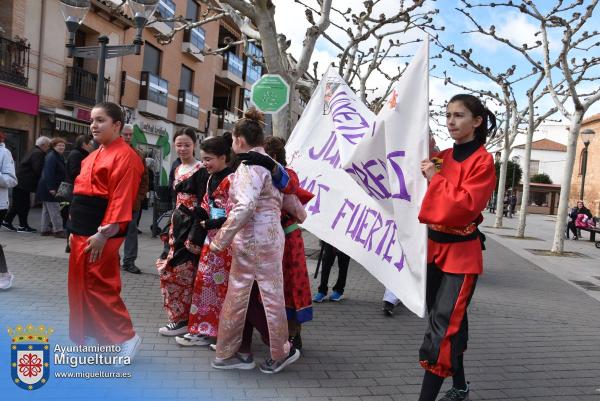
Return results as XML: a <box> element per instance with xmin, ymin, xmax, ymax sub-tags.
<box><xmin>569</xmin><ymin>280</ymin><xmax>600</xmax><ymax>291</ymax></box>
<box><xmin>526</xmin><ymin>249</ymin><xmax>589</xmax><ymax>258</ymax></box>
<box><xmin>498</xmin><ymin>234</ymin><xmax>543</xmax><ymax>240</ymax></box>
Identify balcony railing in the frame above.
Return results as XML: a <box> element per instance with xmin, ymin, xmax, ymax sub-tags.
<box><xmin>214</xmin><ymin>108</ymin><xmax>236</xmax><ymax>131</ymax></box>
<box><xmin>177</xmin><ymin>89</ymin><xmax>199</xmax><ymax>118</ymax></box>
<box><xmin>65</xmin><ymin>66</ymin><xmax>109</xmax><ymax>105</ymax></box>
<box><xmin>0</xmin><ymin>36</ymin><xmax>30</xmax><ymax>87</ymax></box>
<box><xmin>140</xmin><ymin>71</ymin><xmax>168</xmax><ymax>106</ymax></box>
<box><xmin>222</xmin><ymin>52</ymin><xmax>243</xmax><ymax>79</ymax></box>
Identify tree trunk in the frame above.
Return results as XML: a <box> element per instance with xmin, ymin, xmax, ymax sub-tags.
<box><xmin>494</xmin><ymin>110</ymin><xmax>513</xmax><ymax>228</ymax></box>
<box><xmin>551</xmin><ymin>111</ymin><xmax>583</xmax><ymax>253</ymax></box>
<box><xmin>516</xmin><ymin>98</ymin><xmax>535</xmax><ymax>238</ymax></box>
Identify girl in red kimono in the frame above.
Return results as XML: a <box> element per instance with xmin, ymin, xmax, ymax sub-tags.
<box><xmin>264</xmin><ymin>136</ymin><xmax>313</xmax><ymax>350</ymax></box>
<box><xmin>68</xmin><ymin>102</ymin><xmax>144</xmax><ymax>360</ymax></box>
<box><xmin>176</xmin><ymin>136</ymin><xmax>234</xmax><ymax>346</ymax></box>
<box><xmin>156</xmin><ymin>128</ymin><xmax>209</xmax><ymax>336</ymax></box>
<box><xmin>417</xmin><ymin>94</ymin><xmax>496</xmax><ymax>401</ymax></box>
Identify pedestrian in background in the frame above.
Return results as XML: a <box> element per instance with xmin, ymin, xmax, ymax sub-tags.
<box><xmin>313</xmin><ymin>242</ymin><xmax>350</xmax><ymax>302</ymax></box>
<box><xmin>0</xmin><ymin>131</ymin><xmax>18</xmax><ymax>289</ymax></box>
<box><xmin>64</xmin><ymin>134</ymin><xmax>94</xmax><ymax>253</ymax></box>
<box><xmin>37</xmin><ymin>137</ymin><xmax>67</xmax><ymax>238</ymax></box>
<box><xmin>2</xmin><ymin>136</ymin><xmax>50</xmax><ymax>233</ymax></box>
<box><xmin>121</xmin><ymin>124</ymin><xmax>149</xmax><ymax>274</ymax></box>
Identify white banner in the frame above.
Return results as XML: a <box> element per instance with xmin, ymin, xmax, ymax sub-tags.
<box><xmin>286</xmin><ymin>40</ymin><xmax>430</xmax><ymax>317</ymax></box>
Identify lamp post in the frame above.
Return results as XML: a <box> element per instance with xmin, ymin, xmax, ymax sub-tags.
<box><xmin>59</xmin><ymin>0</ymin><xmax>159</xmax><ymax>104</ymax></box>
<box><xmin>511</xmin><ymin>155</ymin><xmax>520</xmax><ymax>191</ymax></box>
<box><xmin>579</xmin><ymin>128</ymin><xmax>595</xmax><ymax>200</ymax></box>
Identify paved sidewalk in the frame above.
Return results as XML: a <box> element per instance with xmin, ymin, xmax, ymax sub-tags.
<box><xmin>2</xmin><ymin>206</ymin><xmax>600</xmax><ymax>400</ymax></box>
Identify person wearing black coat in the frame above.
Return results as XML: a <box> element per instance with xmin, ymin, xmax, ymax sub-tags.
<box><xmin>2</xmin><ymin>136</ymin><xmax>51</xmax><ymax>232</ymax></box>
<box><xmin>36</xmin><ymin>138</ymin><xmax>67</xmax><ymax>237</ymax></box>
<box><xmin>566</xmin><ymin>200</ymin><xmax>593</xmax><ymax>240</ymax></box>
<box><xmin>63</xmin><ymin>135</ymin><xmax>93</xmax><ymax>252</ymax></box>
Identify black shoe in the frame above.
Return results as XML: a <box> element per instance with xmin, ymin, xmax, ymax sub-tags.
<box><xmin>259</xmin><ymin>347</ymin><xmax>300</xmax><ymax>374</ymax></box>
<box><xmin>17</xmin><ymin>226</ymin><xmax>36</xmax><ymax>233</ymax></box>
<box><xmin>438</xmin><ymin>384</ymin><xmax>469</xmax><ymax>401</ymax></box>
<box><xmin>382</xmin><ymin>301</ymin><xmax>395</xmax><ymax>316</ymax></box>
<box><xmin>289</xmin><ymin>334</ymin><xmax>302</xmax><ymax>350</ymax></box>
<box><xmin>65</xmin><ymin>244</ymin><xmax>71</xmax><ymax>253</ymax></box>
<box><xmin>122</xmin><ymin>264</ymin><xmax>142</xmax><ymax>274</ymax></box>
<box><xmin>137</xmin><ymin>229</ymin><xmax>142</xmax><ymax>234</ymax></box>
<box><xmin>1</xmin><ymin>222</ymin><xmax>17</xmax><ymax>232</ymax></box>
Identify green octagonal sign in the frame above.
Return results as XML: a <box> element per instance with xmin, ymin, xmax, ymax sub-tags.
<box><xmin>251</xmin><ymin>74</ymin><xmax>290</xmax><ymax>114</ymax></box>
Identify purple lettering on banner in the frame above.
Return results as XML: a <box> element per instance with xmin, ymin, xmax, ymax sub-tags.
<box><xmin>327</xmin><ymin>90</ymin><xmax>370</xmax><ymax>145</ymax></box>
<box><xmin>308</xmin><ymin>131</ymin><xmax>341</xmax><ymax>169</ymax></box>
<box><xmin>329</xmin><ymin>198</ymin><xmax>404</xmax><ymax>271</ymax></box>
<box><xmin>299</xmin><ymin>174</ymin><xmax>330</xmax><ymax>216</ymax></box>
<box><xmin>364</xmin><ymin>159</ymin><xmax>392</xmax><ymax>199</ymax></box>
<box><xmin>387</xmin><ymin>150</ymin><xmax>411</xmax><ymax>202</ymax></box>
<box><xmin>332</xmin><ymin>199</ymin><xmax>355</xmax><ymax>229</ymax></box>
<box><xmin>345</xmin><ymin>165</ymin><xmax>383</xmax><ymax>199</ymax></box>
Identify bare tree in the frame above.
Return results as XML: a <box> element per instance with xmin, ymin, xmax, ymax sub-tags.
<box><xmin>462</xmin><ymin>0</ymin><xmax>600</xmax><ymax>252</ymax></box>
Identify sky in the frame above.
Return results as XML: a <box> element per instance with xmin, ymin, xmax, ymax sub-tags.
<box><xmin>272</xmin><ymin>0</ymin><xmax>600</xmax><ymax>149</ymax></box>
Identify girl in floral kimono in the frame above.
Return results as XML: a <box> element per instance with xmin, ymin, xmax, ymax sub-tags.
<box><xmin>156</xmin><ymin>128</ymin><xmax>209</xmax><ymax>337</ymax></box>
<box><xmin>210</xmin><ymin>109</ymin><xmax>300</xmax><ymax>374</ymax></box>
<box><xmin>176</xmin><ymin>136</ymin><xmax>234</xmax><ymax>346</ymax></box>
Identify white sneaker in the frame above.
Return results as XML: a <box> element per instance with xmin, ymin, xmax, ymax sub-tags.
<box><xmin>175</xmin><ymin>333</ymin><xmax>212</xmax><ymax>347</ymax></box>
<box><xmin>0</xmin><ymin>272</ymin><xmax>14</xmax><ymax>290</ymax></box>
<box><xmin>115</xmin><ymin>334</ymin><xmax>141</xmax><ymax>366</ymax></box>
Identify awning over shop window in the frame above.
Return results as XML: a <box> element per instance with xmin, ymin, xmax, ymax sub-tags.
<box><xmin>55</xmin><ymin>117</ymin><xmax>90</xmax><ymax>135</ymax></box>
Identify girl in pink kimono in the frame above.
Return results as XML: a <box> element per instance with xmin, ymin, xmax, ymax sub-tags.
<box><xmin>210</xmin><ymin>109</ymin><xmax>300</xmax><ymax>374</ymax></box>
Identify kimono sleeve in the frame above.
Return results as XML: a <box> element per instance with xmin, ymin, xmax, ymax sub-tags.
<box><xmin>419</xmin><ymin>155</ymin><xmax>496</xmax><ymax>226</ymax></box>
<box><xmin>102</xmin><ymin>150</ymin><xmax>143</xmax><ymax>225</ymax></box>
<box><xmin>211</xmin><ymin>164</ymin><xmax>266</xmax><ymax>251</ymax></box>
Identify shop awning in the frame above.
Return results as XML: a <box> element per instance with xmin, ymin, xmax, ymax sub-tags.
<box><xmin>0</xmin><ymin>83</ymin><xmax>39</xmax><ymax>116</ymax></box>
<box><xmin>55</xmin><ymin>117</ymin><xmax>90</xmax><ymax>135</ymax></box>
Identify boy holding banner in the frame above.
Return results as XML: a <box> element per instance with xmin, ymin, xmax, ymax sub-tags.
<box><xmin>417</xmin><ymin>94</ymin><xmax>496</xmax><ymax>401</ymax></box>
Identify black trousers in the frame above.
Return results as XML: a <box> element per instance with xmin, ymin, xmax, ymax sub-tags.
<box><xmin>4</xmin><ymin>187</ymin><xmax>31</xmax><ymax>227</ymax></box>
<box><xmin>419</xmin><ymin>263</ymin><xmax>477</xmax><ymax>378</ymax></box>
<box><xmin>318</xmin><ymin>242</ymin><xmax>350</xmax><ymax>295</ymax></box>
<box><xmin>0</xmin><ymin>210</ymin><xmax>8</xmax><ymax>273</ymax></box>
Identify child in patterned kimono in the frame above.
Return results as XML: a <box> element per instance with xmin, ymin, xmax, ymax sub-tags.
<box><xmin>264</xmin><ymin>136</ymin><xmax>313</xmax><ymax>350</ymax></box>
<box><xmin>176</xmin><ymin>136</ymin><xmax>234</xmax><ymax>346</ymax></box>
<box><xmin>210</xmin><ymin>109</ymin><xmax>300</xmax><ymax>374</ymax></box>
<box><xmin>156</xmin><ymin>128</ymin><xmax>209</xmax><ymax>337</ymax></box>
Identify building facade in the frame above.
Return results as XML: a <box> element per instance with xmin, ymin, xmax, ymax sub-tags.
<box><xmin>570</xmin><ymin>113</ymin><xmax>600</xmax><ymax>216</ymax></box>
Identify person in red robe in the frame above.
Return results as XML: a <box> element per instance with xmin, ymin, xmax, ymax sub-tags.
<box><xmin>417</xmin><ymin>94</ymin><xmax>496</xmax><ymax>401</ymax></box>
<box><xmin>68</xmin><ymin>102</ymin><xmax>144</xmax><ymax>362</ymax></box>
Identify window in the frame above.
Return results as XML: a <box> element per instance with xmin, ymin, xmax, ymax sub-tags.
<box><xmin>157</xmin><ymin>0</ymin><xmax>176</xmax><ymax>27</ymax></box>
<box><xmin>190</xmin><ymin>27</ymin><xmax>205</xmax><ymax>51</ymax></box>
<box><xmin>529</xmin><ymin>160</ymin><xmax>540</xmax><ymax>177</ymax></box>
<box><xmin>226</xmin><ymin>52</ymin><xmax>243</xmax><ymax>78</ymax></box>
<box><xmin>245</xmin><ymin>43</ymin><xmax>263</xmax><ymax>84</ymax></box>
<box><xmin>142</xmin><ymin>43</ymin><xmax>161</xmax><ymax>76</ymax></box>
<box><xmin>186</xmin><ymin>0</ymin><xmax>198</xmax><ymax>20</ymax></box>
<box><xmin>146</xmin><ymin>73</ymin><xmax>168</xmax><ymax>106</ymax></box>
<box><xmin>180</xmin><ymin>65</ymin><xmax>194</xmax><ymax>92</ymax></box>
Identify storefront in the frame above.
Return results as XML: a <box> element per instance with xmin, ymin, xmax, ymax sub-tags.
<box><xmin>0</xmin><ymin>82</ymin><xmax>39</xmax><ymax>163</ymax></box>
<box><xmin>38</xmin><ymin>107</ymin><xmax>93</xmax><ymax>150</ymax></box>
<box><xmin>130</xmin><ymin>113</ymin><xmax>175</xmax><ymax>187</ymax></box>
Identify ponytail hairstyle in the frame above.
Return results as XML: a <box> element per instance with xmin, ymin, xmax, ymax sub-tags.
<box><xmin>233</xmin><ymin>108</ymin><xmax>264</xmax><ymax>147</ymax></box>
<box><xmin>200</xmin><ymin>135</ymin><xmax>232</xmax><ymax>162</ymax></box>
<box><xmin>448</xmin><ymin>94</ymin><xmax>497</xmax><ymax>145</ymax></box>
<box><xmin>264</xmin><ymin>136</ymin><xmax>287</xmax><ymax>166</ymax></box>
<box><xmin>173</xmin><ymin>127</ymin><xmax>197</xmax><ymax>144</ymax></box>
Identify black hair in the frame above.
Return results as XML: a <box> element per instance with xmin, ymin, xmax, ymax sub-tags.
<box><xmin>200</xmin><ymin>136</ymin><xmax>232</xmax><ymax>162</ymax></box>
<box><xmin>75</xmin><ymin>134</ymin><xmax>92</xmax><ymax>148</ymax></box>
<box><xmin>233</xmin><ymin>108</ymin><xmax>264</xmax><ymax>147</ymax></box>
<box><xmin>173</xmin><ymin>127</ymin><xmax>197</xmax><ymax>144</ymax></box>
<box><xmin>93</xmin><ymin>102</ymin><xmax>124</xmax><ymax>132</ymax></box>
<box><xmin>448</xmin><ymin>94</ymin><xmax>497</xmax><ymax>144</ymax></box>
<box><xmin>264</xmin><ymin>136</ymin><xmax>287</xmax><ymax>166</ymax></box>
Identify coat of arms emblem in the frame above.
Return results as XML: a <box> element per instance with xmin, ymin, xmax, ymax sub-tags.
<box><xmin>8</xmin><ymin>324</ymin><xmax>53</xmax><ymax>390</ymax></box>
